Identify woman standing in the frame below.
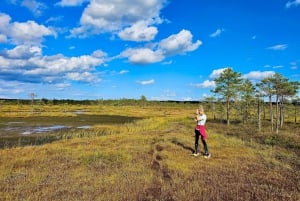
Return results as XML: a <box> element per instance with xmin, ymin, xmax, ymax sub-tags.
<box><xmin>193</xmin><ymin>105</ymin><xmax>211</xmax><ymax>158</ymax></box>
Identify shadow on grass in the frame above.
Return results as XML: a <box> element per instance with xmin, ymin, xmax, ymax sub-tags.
<box><xmin>0</xmin><ymin>135</ymin><xmax>63</xmax><ymax>149</ymax></box>
<box><xmin>170</xmin><ymin>138</ymin><xmax>194</xmax><ymax>153</ymax></box>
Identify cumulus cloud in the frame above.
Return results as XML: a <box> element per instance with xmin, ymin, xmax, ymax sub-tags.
<box><xmin>118</xmin><ymin>20</ymin><xmax>158</xmax><ymax>42</ymax></box>
<box><xmin>286</xmin><ymin>0</ymin><xmax>300</xmax><ymax>8</ymax></box>
<box><xmin>243</xmin><ymin>71</ymin><xmax>275</xmax><ymax>80</ymax></box>
<box><xmin>0</xmin><ymin>45</ymin><xmax>107</xmax><ymax>84</ymax></box>
<box><xmin>209</xmin><ymin>28</ymin><xmax>225</xmax><ymax>38</ymax></box>
<box><xmin>0</xmin><ymin>13</ymin><xmax>56</xmax><ymax>45</ymax></box>
<box><xmin>120</xmin><ymin>29</ymin><xmax>201</xmax><ymax>64</ymax></box>
<box><xmin>191</xmin><ymin>80</ymin><xmax>215</xmax><ymax>88</ymax></box>
<box><xmin>1</xmin><ymin>45</ymin><xmax>42</xmax><ymax>59</ymax></box>
<box><xmin>159</xmin><ymin>29</ymin><xmax>202</xmax><ymax>56</ymax></box>
<box><xmin>71</xmin><ymin>0</ymin><xmax>167</xmax><ymax>37</ymax></box>
<box><xmin>65</xmin><ymin>71</ymin><xmax>100</xmax><ymax>83</ymax></box>
<box><xmin>137</xmin><ymin>79</ymin><xmax>155</xmax><ymax>85</ymax></box>
<box><xmin>266</xmin><ymin>44</ymin><xmax>288</xmax><ymax>51</ymax></box>
<box><xmin>0</xmin><ymin>13</ymin><xmax>12</xmax><ymax>29</ymax></box>
<box><xmin>209</xmin><ymin>67</ymin><xmax>228</xmax><ymax>79</ymax></box>
<box><xmin>120</xmin><ymin>48</ymin><xmax>164</xmax><ymax>65</ymax></box>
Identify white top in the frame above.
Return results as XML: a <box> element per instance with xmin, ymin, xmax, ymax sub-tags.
<box><xmin>196</xmin><ymin>114</ymin><xmax>207</xmax><ymax>126</ymax></box>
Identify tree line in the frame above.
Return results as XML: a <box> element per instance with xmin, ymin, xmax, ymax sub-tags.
<box><xmin>210</xmin><ymin>67</ymin><xmax>300</xmax><ymax>134</ymax></box>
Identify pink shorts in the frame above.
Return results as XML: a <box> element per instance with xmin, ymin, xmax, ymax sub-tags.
<box><xmin>195</xmin><ymin>125</ymin><xmax>207</xmax><ymax>140</ymax></box>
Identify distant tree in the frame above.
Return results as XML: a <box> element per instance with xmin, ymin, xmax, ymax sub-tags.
<box><xmin>267</xmin><ymin>73</ymin><xmax>299</xmax><ymax>133</ymax></box>
<box><xmin>292</xmin><ymin>96</ymin><xmax>300</xmax><ymax>124</ymax></box>
<box><xmin>269</xmin><ymin>73</ymin><xmax>288</xmax><ymax>133</ymax></box>
<box><xmin>255</xmin><ymin>90</ymin><xmax>264</xmax><ymax>132</ymax></box>
<box><xmin>203</xmin><ymin>96</ymin><xmax>217</xmax><ymax>120</ymax></box>
<box><xmin>140</xmin><ymin>95</ymin><xmax>147</xmax><ymax>102</ymax></box>
<box><xmin>256</xmin><ymin>76</ymin><xmax>276</xmax><ymax>132</ymax></box>
<box><xmin>276</xmin><ymin>79</ymin><xmax>300</xmax><ymax>128</ymax></box>
<box><xmin>257</xmin><ymin>73</ymin><xmax>299</xmax><ymax>133</ymax></box>
<box><xmin>139</xmin><ymin>95</ymin><xmax>146</xmax><ymax>107</ymax></box>
<box><xmin>41</xmin><ymin>98</ymin><xmax>48</xmax><ymax>105</ymax></box>
<box><xmin>29</xmin><ymin>92</ymin><xmax>37</xmax><ymax>113</ymax></box>
<box><xmin>212</xmin><ymin>68</ymin><xmax>243</xmax><ymax>125</ymax></box>
<box><xmin>240</xmin><ymin>79</ymin><xmax>256</xmax><ymax>123</ymax></box>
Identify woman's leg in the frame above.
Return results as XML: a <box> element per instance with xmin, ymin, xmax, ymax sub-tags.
<box><xmin>194</xmin><ymin>129</ymin><xmax>200</xmax><ymax>154</ymax></box>
<box><xmin>201</xmin><ymin>136</ymin><xmax>209</xmax><ymax>155</ymax></box>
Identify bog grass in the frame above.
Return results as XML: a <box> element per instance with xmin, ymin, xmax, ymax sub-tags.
<box><xmin>0</xmin><ymin>103</ymin><xmax>299</xmax><ymax>201</ymax></box>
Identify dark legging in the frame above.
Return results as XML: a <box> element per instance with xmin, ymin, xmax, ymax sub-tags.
<box><xmin>194</xmin><ymin>129</ymin><xmax>208</xmax><ymax>155</ymax></box>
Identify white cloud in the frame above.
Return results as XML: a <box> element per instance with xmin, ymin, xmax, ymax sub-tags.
<box><xmin>121</xmin><ymin>48</ymin><xmax>164</xmax><ymax>64</ymax></box>
<box><xmin>119</xmin><ymin>70</ymin><xmax>129</xmax><ymax>75</ymax></box>
<box><xmin>120</xmin><ymin>29</ymin><xmax>201</xmax><ymax>64</ymax></box>
<box><xmin>0</xmin><ymin>34</ymin><xmax>7</xmax><ymax>43</ymax></box>
<box><xmin>209</xmin><ymin>67</ymin><xmax>228</xmax><ymax>79</ymax></box>
<box><xmin>191</xmin><ymin>80</ymin><xmax>215</xmax><ymax>88</ymax></box>
<box><xmin>65</xmin><ymin>71</ymin><xmax>100</xmax><ymax>83</ymax></box>
<box><xmin>45</xmin><ymin>16</ymin><xmax>63</xmax><ymax>24</ymax></box>
<box><xmin>10</xmin><ymin>21</ymin><xmax>55</xmax><ymax>44</ymax></box>
<box><xmin>71</xmin><ymin>0</ymin><xmax>167</xmax><ymax>36</ymax></box>
<box><xmin>266</xmin><ymin>44</ymin><xmax>288</xmax><ymax>51</ymax></box>
<box><xmin>209</xmin><ymin>28</ymin><xmax>225</xmax><ymax>38</ymax></box>
<box><xmin>21</xmin><ymin>0</ymin><xmax>47</xmax><ymax>16</ymax></box>
<box><xmin>0</xmin><ymin>46</ymin><xmax>107</xmax><ymax>83</ymax></box>
<box><xmin>0</xmin><ymin>13</ymin><xmax>11</xmax><ymax>29</ymax></box>
<box><xmin>4</xmin><ymin>45</ymin><xmax>42</xmax><ymax>59</ymax></box>
<box><xmin>137</xmin><ymin>79</ymin><xmax>155</xmax><ymax>85</ymax></box>
<box><xmin>118</xmin><ymin>20</ymin><xmax>158</xmax><ymax>42</ymax></box>
<box><xmin>286</xmin><ymin>0</ymin><xmax>300</xmax><ymax>8</ymax></box>
<box><xmin>56</xmin><ymin>0</ymin><xmax>88</xmax><ymax>7</ymax></box>
<box><xmin>0</xmin><ymin>13</ymin><xmax>56</xmax><ymax>45</ymax></box>
<box><xmin>159</xmin><ymin>29</ymin><xmax>202</xmax><ymax>56</ymax></box>
<box><xmin>243</xmin><ymin>71</ymin><xmax>275</xmax><ymax>80</ymax></box>
<box><xmin>55</xmin><ymin>82</ymin><xmax>71</xmax><ymax>90</ymax></box>
<box><xmin>26</xmin><ymin>54</ymin><xmax>105</xmax><ymax>74</ymax></box>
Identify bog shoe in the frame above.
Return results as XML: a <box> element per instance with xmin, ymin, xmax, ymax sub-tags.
<box><xmin>203</xmin><ymin>153</ymin><xmax>211</xmax><ymax>159</ymax></box>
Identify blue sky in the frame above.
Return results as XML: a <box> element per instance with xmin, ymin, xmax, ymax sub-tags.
<box><xmin>0</xmin><ymin>0</ymin><xmax>299</xmax><ymax>100</ymax></box>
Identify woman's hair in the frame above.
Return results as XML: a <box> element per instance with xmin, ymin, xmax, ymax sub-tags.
<box><xmin>198</xmin><ymin>105</ymin><xmax>204</xmax><ymax>112</ymax></box>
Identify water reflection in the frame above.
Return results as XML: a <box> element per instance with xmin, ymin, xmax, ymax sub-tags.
<box><xmin>21</xmin><ymin>125</ymin><xmax>71</xmax><ymax>135</ymax></box>
<box><xmin>1</xmin><ymin>114</ymin><xmax>139</xmax><ymax>136</ymax></box>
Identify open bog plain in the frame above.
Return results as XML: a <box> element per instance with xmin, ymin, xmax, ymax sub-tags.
<box><xmin>0</xmin><ymin>101</ymin><xmax>299</xmax><ymax>201</ymax></box>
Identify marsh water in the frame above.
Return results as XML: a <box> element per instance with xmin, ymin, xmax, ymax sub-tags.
<box><xmin>0</xmin><ymin>114</ymin><xmax>140</xmax><ymax>148</ymax></box>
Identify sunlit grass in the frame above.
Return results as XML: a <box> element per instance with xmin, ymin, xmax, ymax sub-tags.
<box><xmin>0</xmin><ymin>103</ymin><xmax>299</xmax><ymax>200</ymax></box>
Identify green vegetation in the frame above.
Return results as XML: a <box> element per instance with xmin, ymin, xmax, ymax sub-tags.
<box><xmin>212</xmin><ymin>69</ymin><xmax>299</xmax><ymax>134</ymax></box>
<box><xmin>0</xmin><ymin>102</ymin><xmax>299</xmax><ymax>201</ymax></box>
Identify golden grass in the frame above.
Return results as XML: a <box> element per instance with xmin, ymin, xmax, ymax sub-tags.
<box><xmin>0</xmin><ymin>104</ymin><xmax>299</xmax><ymax>201</ymax></box>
